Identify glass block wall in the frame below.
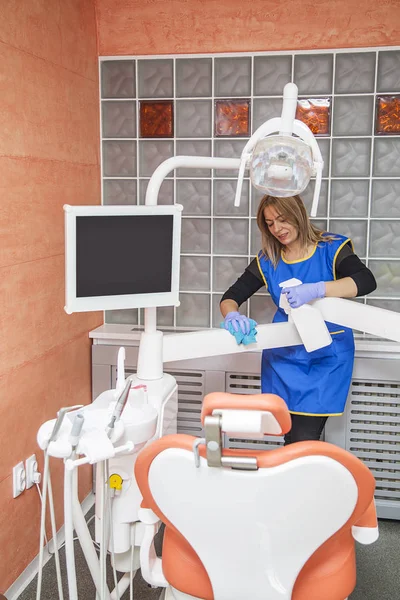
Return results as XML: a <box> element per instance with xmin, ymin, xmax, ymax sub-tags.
<box><xmin>100</xmin><ymin>49</ymin><xmax>400</xmax><ymax>329</ymax></box>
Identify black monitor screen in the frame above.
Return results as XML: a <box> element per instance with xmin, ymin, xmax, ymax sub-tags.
<box><xmin>76</xmin><ymin>215</ymin><xmax>174</xmax><ymax>297</ymax></box>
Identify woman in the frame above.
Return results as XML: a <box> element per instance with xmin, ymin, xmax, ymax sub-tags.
<box><xmin>220</xmin><ymin>194</ymin><xmax>377</xmax><ymax>444</ymax></box>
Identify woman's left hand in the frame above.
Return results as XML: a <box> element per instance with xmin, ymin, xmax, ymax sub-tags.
<box><xmin>282</xmin><ymin>281</ymin><xmax>326</xmax><ymax>309</ymax></box>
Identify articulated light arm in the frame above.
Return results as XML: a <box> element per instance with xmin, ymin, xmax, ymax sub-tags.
<box><xmin>139</xmin><ymin>155</ymin><xmax>241</xmax><ymax>380</ymax></box>
<box><xmin>313</xmin><ymin>297</ymin><xmax>400</xmax><ymax>342</ymax></box>
<box><xmin>279</xmin><ymin>82</ymin><xmax>297</xmax><ymax>136</ymax></box>
<box><xmin>163</xmin><ymin>322</ymin><xmax>302</xmax><ymax>363</ymax></box>
<box><xmin>162</xmin><ymin>298</ymin><xmax>400</xmax><ymax>364</ymax></box>
<box><xmin>145</xmin><ymin>156</ymin><xmax>241</xmax><ymax>206</ymax></box>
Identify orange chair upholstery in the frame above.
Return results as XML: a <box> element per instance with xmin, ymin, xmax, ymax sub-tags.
<box><xmin>135</xmin><ymin>392</ymin><xmax>378</xmax><ymax>600</ymax></box>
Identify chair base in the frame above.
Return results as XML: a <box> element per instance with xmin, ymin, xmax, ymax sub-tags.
<box><xmin>159</xmin><ymin>588</ymin><xmax>350</xmax><ymax>600</ymax></box>
<box><xmin>160</xmin><ymin>586</ymin><xmax>204</xmax><ymax>600</ymax></box>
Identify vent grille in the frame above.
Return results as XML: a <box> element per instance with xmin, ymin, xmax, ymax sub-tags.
<box><xmin>167</xmin><ymin>370</ymin><xmax>205</xmax><ymax>437</ymax></box>
<box><xmin>348</xmin><ymin>380</ymin><xmax>400</xmax><ymax>503</ymax></box>
<box><xmin>225</xmin><ymin>373</ymin><xmax>284</xmax><ymax>450</ymax></box>
<box><xmin>121</xmin><ymin>368</ymin><xmax>205</xmax><ymax>437</ymax></box>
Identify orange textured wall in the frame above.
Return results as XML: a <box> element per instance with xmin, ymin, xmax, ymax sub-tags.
<box><xmin>95</xmin><ymin>0</ymin><xmax>400</xmax><ymax>56</ymax></box>
<box><xmin>0</xmin><ymin>1</ymin><xmax>102</xmax><ymax>591</ymax></box>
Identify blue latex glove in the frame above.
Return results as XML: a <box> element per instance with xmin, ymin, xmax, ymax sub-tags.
<box><xmin>223</xmin><ymin>311</ymin><xmax>252</xmax><ymax>335</ymax></box>
<box><xmin>282</xmin><ymin>281</ymin><xmax>326</xmax><ymax>309</ymax></box>
<box><xmin>222</xmin><ymin>312</ymin><xmax>258</xmax><ymax>345</ymax></box>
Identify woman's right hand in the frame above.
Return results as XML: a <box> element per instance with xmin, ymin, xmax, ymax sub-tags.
<box><xmin>224</xmin><ymin>311</ymin><xmax>252</xmax><ymax>335</ymax></box>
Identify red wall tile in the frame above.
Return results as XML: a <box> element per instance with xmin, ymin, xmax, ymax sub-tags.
<box><xmin>0</xmin><ymin>42</ymin><xmax>100</xmax><ymax>163</ymax></box>
<box><xmin>0</xmin><ymin>0</ymin><xmax>101</xmax><ymax>592</ymax></box>
<box><xmin>0</xmin><ymin>0</ymin><xmax>98</xmax><ymax>80</ymax></box>
<box><xmin>0</xmin><ymin>334</ymin><xmax>95</xmax><ymax>483</ymax></box>
<box><xmin>0</xmin><ymin>256</ymin><xmax>102</xmax><ymax>377</ymax></box>
<box><xmin>95</xmin><ymin>0</ymin><xmax>400</xmax><ymax>56</ymax></box>
<box><xmin>0</xmin><ymin>157</ymin><xmax>100</xmax><ymax>269</ymax></box>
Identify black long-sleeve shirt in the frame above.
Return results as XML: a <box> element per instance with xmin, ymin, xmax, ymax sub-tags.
<box><xmin>221</xmin><ymin>243</ymin><xmax>377</xmax><ymax>307</ymax></box>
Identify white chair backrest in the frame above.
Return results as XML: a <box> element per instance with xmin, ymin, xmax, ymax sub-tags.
<box><xmin>148</xmin><ymin>447</ymin><xmax>358</xmax><ymax>600</ymax></box>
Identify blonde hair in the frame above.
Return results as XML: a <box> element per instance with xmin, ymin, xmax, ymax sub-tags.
<box><xmin>256</xmin><ymin>194</ymin><xmax>336</xmax><ymax>267</ymax></box>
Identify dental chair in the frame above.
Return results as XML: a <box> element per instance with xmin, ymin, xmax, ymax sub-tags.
<box><xmin>135</xmin><ymin>392</ymin><xmax>378</xmax><ymax>600</ymax></box>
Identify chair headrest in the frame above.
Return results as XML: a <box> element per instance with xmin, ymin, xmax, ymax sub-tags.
<box><xmin>201</xmin><ymin>392</ymin><xmax>292</xmax><ymax>436</ymax></box>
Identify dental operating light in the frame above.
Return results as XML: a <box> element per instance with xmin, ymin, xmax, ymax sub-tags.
<box><xmin>250</xmin><ymin>136</ymin><xmax>313</xmax><ymax>197</ymax></box>
<box><xmin>234</xmin><ymin>83</ymin><xmax>324</xmax><ymax>217</ymax></box>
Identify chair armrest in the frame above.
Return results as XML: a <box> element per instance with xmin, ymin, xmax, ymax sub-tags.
<box><xmin>138</xmin><ymin>508</ymin><xmax>168</xmax><ymax>588</ymax></box>
<box><xmin>352</xmin><ymin>525</ymin><xmax>379</xmax><ymax>545</ymax></box>
<box><xmin>352</xmin><ymin>498</ymin><xmax>379</xmax><ymax>545</ymax></box>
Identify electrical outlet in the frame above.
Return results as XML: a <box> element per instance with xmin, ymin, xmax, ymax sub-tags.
<box><xmin>26</xmin><ymin>454</ymin><xmax>41</xmax><ymax>489</ymax></box>
<box><xmin>13</xmin><ymin>462</ymin><xmax>26</xmax><ymax>498</ymax></box>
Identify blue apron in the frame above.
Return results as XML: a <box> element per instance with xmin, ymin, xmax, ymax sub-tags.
<box><xmin>257</xmin><ymin>235</ymin><xmax>355</xmax><ymax>416</ymax></box>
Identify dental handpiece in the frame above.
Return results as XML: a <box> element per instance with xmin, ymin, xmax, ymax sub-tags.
<box><xmin>106</xmin><ymin>379</ymin><xmax>131</xmax><ymax>437</ymax></box>
<box><xmin>69</xmin><ymin>413</ymin><xmax>84</xmax><ymax>449</ymax></box>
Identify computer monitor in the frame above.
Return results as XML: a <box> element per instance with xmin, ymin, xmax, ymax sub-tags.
<box><xmin>64</xmin><ymin>204</ymin><xmax>182</xmax><ymax>314</ymax></box>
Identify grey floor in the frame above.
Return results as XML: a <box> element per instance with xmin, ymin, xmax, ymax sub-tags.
<box><xmin>15</xmin><ymin>518</ymin><xmax>399</xmax><ymax>600</ymax></box>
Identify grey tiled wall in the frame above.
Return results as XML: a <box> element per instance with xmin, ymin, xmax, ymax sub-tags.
<box><xmin>100</xmin><ymin>49</ymin><xmax>400</xmax><ymax>328</ymax></box>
